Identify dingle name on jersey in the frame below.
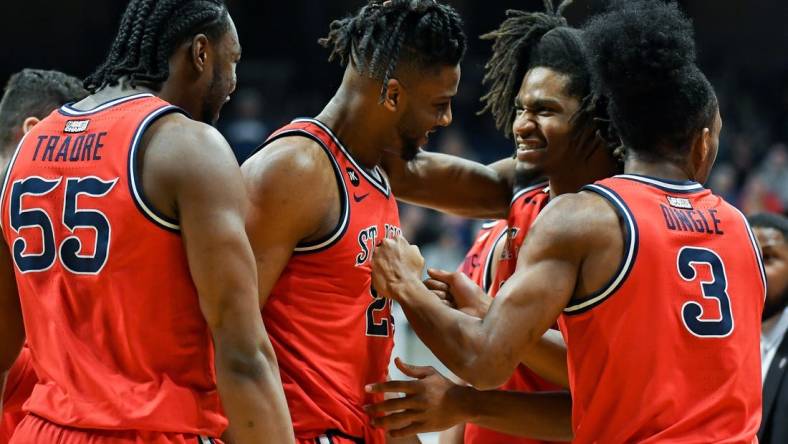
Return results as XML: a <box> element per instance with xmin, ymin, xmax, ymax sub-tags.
<box><xmin>356</xmin><ymin>224</ymin><xmax>403</xmax><ymax>266</ymax></box>
<box><xmin>659</xmin><ymin>204</ymin><xmax>724</xmax><ymax>235</ymax></box>
<box><xmin>31</xmin><ymin>132</ymin><xmax>107</xmax><ymax>162</ymax></box>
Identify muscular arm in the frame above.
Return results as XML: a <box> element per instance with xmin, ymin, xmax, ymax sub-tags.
<box><xmin>459</xmin><ymin>388</ymin><xmax>572</xmax><ymax>440</ymax></box>
<box><xmin>149</xmin><ymin>117</ymin><xmax>293</xmax><ymax>442</ymax></box>
<box><xmin>427</xmin><ymin>270</ymin><xmax>568</xmax><ymax>388</ymax></box>
<box><xmin>373</xmin><ymin>193</ymin><xmax>618</xmax><ymax>390</ymax></box>
<box><xmin>241</xmin><ymin>138</ymin><xmax>336</xmax><ymax>308</ymax></box>
<box><xmin>382</xmin><ymin>151</ymin><xmax>517</xmax><ymax>219</ymax></box>
<box><xmin>0</xmin><ymin>235</ymin><xmax>22</xmax><ymax>408</ymax></box>
<box><xmin>366</xmin><ymin>361</ymin><xmax>571</xmax><ymax>440</ymax></box>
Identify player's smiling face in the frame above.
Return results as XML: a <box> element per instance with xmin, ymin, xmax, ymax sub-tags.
<box><xmin>511</xmin><ymin>67</ymin><xmax>581</xmax><ymax>174</ymax></box>
<box><xmin>394</xmin><ymin>64</ymin><xmax>460</xmax><ymax>160</ymax></box>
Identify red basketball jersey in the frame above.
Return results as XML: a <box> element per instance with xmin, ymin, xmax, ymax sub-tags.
<box><xmin>0</xmin><ymin>94</ymin><xmax>225</xmax><ymax>437</ymax></box>
<box><xmin>1</xmin><ymin>345</ymin><xmax>36</xmax><ymax>442</ymax></box>
<box><xmin>259</xmin><ymin>119</ymin><xmax>400</xmax><ymax>442</ymax></box>
<box><xmin>558</xmin><ymin>175</ymin><xmax>765</xmax><ymax>443</ymax></box>
<box><xmin>491</xmin><ymin>182</ymin><xmax>550</xmax><ymax>295</ymax></box>
<box><xmin>457</xmin><ymin>219</ymin><xmax>507</xmax><ymax>294</ymax></box>
<box><xmin>462</xmin><ymin>183</ymin><xmax>563</xmax><ymax>444</ymax></box>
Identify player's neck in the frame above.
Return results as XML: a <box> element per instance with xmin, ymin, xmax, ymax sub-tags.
<box><xmin>625</xmin><ymin>154</ymin><xmax>698</xmax><ymax>183</ymax></box>
<box><xmin>316</xmin><ymin>90</ymin><xmax>386</xmax><ymax>170</ymax></box>
<box><xmin>74</xmin><ymin>83</ymin><xmax>155</xmax><ymax>111</ymax></box>
<box><xmin>548</xmin><ymin>151</ymin><xmax>620</xmax><ymax>197</ymax></box>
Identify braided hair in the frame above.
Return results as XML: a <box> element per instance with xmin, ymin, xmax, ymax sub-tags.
<box><xmin>84</xmin><ymin>0</ymin><xmax>230</xmax><ymax>93</ymax></box>
<box><xmin>319</xmin><ymin>0</ymin><xmax>467</xmax><ymax>101</ymax></box>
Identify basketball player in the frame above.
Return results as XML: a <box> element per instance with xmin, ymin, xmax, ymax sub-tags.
<box><xmin>370</xmin><ymin>2</ymin><xmax>765</xmax><ymax>442</ymax></box>
<box><xmin>240</xmin><ymin>1</ymin><xmax>476</xmax><ymax>442</ymax></box>
<box><xmin>0</xmin><ymin>1</ymin><xmax>292</xmax><ymax>443</ymax></box>
<box><xmin>0</xmin><ymin>68</ymin><xmax>88</xmax><ymax>443</ymax></box>
<box><xmin>370</xmin><ymin>3</ymin><xmax>623</xmax><ymax>441</ymax></box>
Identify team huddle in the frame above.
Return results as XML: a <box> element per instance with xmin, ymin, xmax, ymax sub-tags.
<box><xmin>0</xmin><ymin>0</ymin><xmax>773</xmax><ymax>443</ymax></box>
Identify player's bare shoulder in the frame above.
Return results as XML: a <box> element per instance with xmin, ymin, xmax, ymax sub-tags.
<box><xmin>528</xmin><ymin>190</ymin><xmax>621</xmax><ymax>255</ymax></box>
<box><xmin>241</xmin><ymin>134</ymin><xmax>341</xmax><ymax>243</ymax></box>
<box><xmin>136</xmin><ymin>113</ymin><xmax>242</xmax><ymax>220</ymax></box>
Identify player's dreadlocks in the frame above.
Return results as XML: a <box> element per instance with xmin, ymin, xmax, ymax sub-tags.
<box><xmin>584</xmin><ymin>0</ymin><xmax>718</xmax><ymax>161</ymax></box>
<box><xmin>318</xmin><ymin>0</ymin><xmax>467</xmax><ymax>101</ymax></box>
<box><xmin>479</xmin><ymin>0</ymin><xmax>622</xmax><ymax>162</ymax></box>
<box><xmin>84</xmin><ymin>0</ymin><xmax>230</xmax><ymax>93</ymax></box>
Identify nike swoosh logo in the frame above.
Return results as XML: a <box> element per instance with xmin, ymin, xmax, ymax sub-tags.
<box><xmin>354</xmin><ymin>193</ymin><xmax>370</xmax><ymax>203</ymax></box>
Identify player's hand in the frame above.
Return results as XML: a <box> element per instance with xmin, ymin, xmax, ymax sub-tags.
<box><xmin>372</xmin><ymin>237</ymin><xmax>425</xmax><ymax>301</ymax></box>
<box><xmin>365</xmin><ymin>358</ymin><xmax>469</xmax><ymax>437</ymax></box>
<box><xmin>426</xmin><ymin>268</ymin><xmax>491</xmax><ymax>318</ymax></box>
<box><xmin>423</xmin><ymin>277</ymin><xmax>455</xmax><ymax>308</ymax></box>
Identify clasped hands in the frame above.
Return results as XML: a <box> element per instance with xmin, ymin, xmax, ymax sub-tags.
<box><xmin>367</xmin><ymin>236</ymin><xmax>494</xmax><ymax>437</ymax></box>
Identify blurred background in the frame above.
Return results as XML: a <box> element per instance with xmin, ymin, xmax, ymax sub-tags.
<box><xmin>2</xmin><ymin>0</ymin><xmax>787</xmax><ymax>441</ymax></box>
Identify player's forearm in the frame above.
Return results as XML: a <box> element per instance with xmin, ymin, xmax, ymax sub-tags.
<box><xmin>462</xmin><ymin>389</ymin><xmax>573</xmax><ymax>441</ymax></box>
<box><xmin>214</xmin><ymin>337</ymin><xmax>294</xmax><ymax>444</ymax></box>
<box><xmin>389</xmin><ymin>152</ymin><xmax>512</xmax><ymax>219</ymax></box>
<box><xmin>520</xmin><ymin>330</ymin><xmax>569</xmax><ymax>388</ymax></box>
<box><xmin>394</xmin><ymin>279</ymin><xmax>506</xmax><ymax>387</ymax></box>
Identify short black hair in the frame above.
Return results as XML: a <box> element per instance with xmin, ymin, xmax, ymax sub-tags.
<box><xmin>319</xmin><ymin>0</ymin><xmax>467</xmax><ymax>101</ymax></box>
<box><xmin>584</xmin><ymin>0</ymin><xmax>718</xmax><ymax>162</ymax></box>
<box><xmin>749</xmin><ymin>212</ymin><xmax>788</xmax><ymax>242</ymax></box>
<box><xmin>0</xmin><ymin>69</ymin><xmax>88</xmax><ymax>153</ymax></box>
<box><xmin>84</xmin><ymin>0</ymin><xmax>230</xmax><ymax>93</ymax></box>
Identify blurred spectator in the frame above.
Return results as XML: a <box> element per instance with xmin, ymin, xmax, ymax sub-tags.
<box><xmin>740</xmin><ymin>176</ymin><xmax>785</xmax><ymax>215</ymax></box>
<box><xmin>709</xmin><ymin>162</ymin><xmax>739</xmax><ymax>204</ymax></box>
<box><xmin>758</xmin><ymin>144</ymin><xmax>788</xmax><ymax>206</ymax></box>
<box><xmin>223</xmin><ymin>89</ymin><xmax>268</xmax><ymax>163</ymax></box>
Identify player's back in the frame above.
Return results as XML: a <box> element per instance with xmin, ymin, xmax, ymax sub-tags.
<box><xmin>559</xmin><ymin>174</ymin><xmax>765</xmax><ymax>443</ymax></box>
<box><xmin>258</xmin><ymin>119</ymin><xmax>400</xmax><ymax>442</ymax></box>
<box><xmin>0</xmin><ymin>94</ymin><xmax>225</xmax><ymax>436</ymax></box>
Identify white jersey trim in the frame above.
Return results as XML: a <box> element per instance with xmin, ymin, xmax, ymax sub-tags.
<box><xmin>733</xmin><ymin>206</ymin><xmax>768</xmax><ymax>300</ymax></box>
<box><xmin>292</xmin><ymin>118</ymin><xmax>391</xmax><ymax>197</ymax></box>
<box><xmin>128</xmin><ymin>106</ymin><xmax>182</xmax><ymax>231</ymax></box>
<box><xmin>615</xmin><ymin>174</ymin><xmax>704</xmax><ymax>193</ymax></box>
<box><xmin>59</xmin><ymin>93</ymin><xmax>154</xmax><ymax>116</ymax></box>
<box><xmin>511</xmin><ymin>180</ymin><xmax>549</xmax><ymax>204</ymax></box>
<box><xmin>564</xmin><ymin>184</ymin><xmax>639</xmax><ymax>313</ymax></box>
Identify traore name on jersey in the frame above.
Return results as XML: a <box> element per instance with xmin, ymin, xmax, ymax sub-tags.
<box><xmin>30</xmin><ymin>130</ymin><xmax>107</xmax><ymax>162</ymax></box>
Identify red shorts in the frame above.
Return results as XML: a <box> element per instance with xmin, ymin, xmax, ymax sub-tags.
<box><xmin>297</xmin><ymin>430</ymin><xmax>365</xmax><ymax>444</ymax></box>
<box><xmin>10</xmin><ymin>415</ymin><xmax>223</xmax><ymax>444</ymax></box>
<box><xmin>297</xmin><ymin>437</ymin><xmax>358</xmax><ymax>444</ymax></box>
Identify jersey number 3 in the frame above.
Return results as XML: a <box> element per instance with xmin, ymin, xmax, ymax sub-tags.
<box><xmin>678</xmin><ymin>246</ymin><xmax>734</xmax><ymax>338</ymax></box>
<box><xmin>9</xmin><ymin>176</ymin><xmax>118</xmax><ymax>275</ymax></box>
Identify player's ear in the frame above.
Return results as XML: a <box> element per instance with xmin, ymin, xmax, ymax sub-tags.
<box><xmin>689</xmin><ymin>127</ymin><xmax>711</xmax><ymax>180</ymax></box>
<box><xmin>22</xmin><ymin>117</ymin><xmax>40</xmax><ymax>135</ymax></box>
<box><xmin>190</xmin><ymin>34</ymin><xmax>210</xmax><ymax>73</ymax></box>
<box><xmin>383</xmin><ymin>79</ymin><xmax>402</xmax><ymax>112</ymax></box>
